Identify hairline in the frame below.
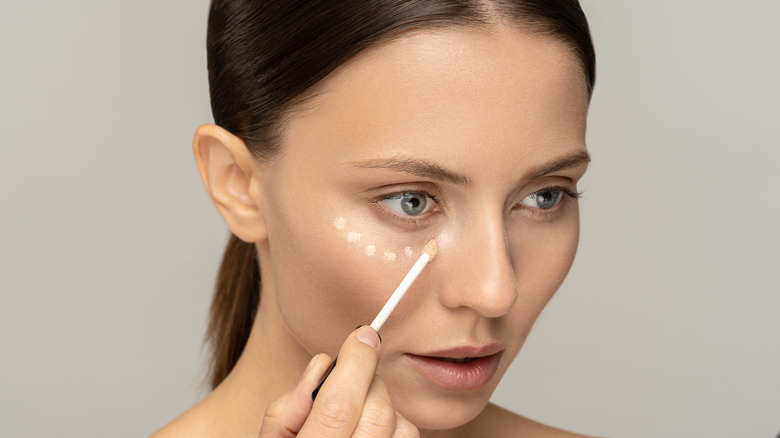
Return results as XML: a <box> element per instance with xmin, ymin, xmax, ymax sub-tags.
<box><xmin>259</xmin><ymin>20</ymin><xmax>590</xmax><ymax>163</ymax></box>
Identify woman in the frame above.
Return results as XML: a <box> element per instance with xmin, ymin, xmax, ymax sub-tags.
<box><xmin>153</xmin><ymin>0</ymin><xmax>597</xmax><ymax>436</ymax></box>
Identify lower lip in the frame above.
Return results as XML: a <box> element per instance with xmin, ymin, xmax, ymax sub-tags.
<box><xmin>404</xmin><ymin>352</ymin><xmax>502</xmax><ymax>391</ymax></box>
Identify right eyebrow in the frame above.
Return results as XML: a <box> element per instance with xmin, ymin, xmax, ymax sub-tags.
<box><xmin>350</xmin><ymin>157</ymin><xmax>472</xmax><ymax>186</ymax></box>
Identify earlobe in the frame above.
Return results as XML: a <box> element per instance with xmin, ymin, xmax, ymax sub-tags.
<box><xmin>193</xmin><ymin>124</ymin><xmax>268</xmax><ymax>242</ymax></box>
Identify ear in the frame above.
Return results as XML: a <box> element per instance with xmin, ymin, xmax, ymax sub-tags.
<box><xmin>193</xmin><ymin>124</ymin><xmax>268</xmax><ymax>242</ymax></box>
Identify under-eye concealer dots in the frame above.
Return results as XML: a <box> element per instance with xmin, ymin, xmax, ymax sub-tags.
<box><xmin>334</xmin><ymin>217</ymin><xmax>418</xmax><ymax>262</ymax></box>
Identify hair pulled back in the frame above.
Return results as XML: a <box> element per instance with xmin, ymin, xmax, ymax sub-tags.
<box><xmin>205</xmin><ymin>0</ymin><xmax>595</xmax><ymax>388</ymax></box>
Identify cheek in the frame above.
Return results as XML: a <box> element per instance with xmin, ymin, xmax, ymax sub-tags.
<box><xmin>267</xmin><ymin>208</ymin><xmax>431</xmax><ymax>357</ymax></box>
<box><xmin>510</xmin><ymin>209</ymin><xmax>580</xmax><ymax>315</ymax></box>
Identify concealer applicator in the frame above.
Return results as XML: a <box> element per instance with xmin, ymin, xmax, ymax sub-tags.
<box><xmin>312</xmin><ymin>239</ymin><xmax>438</xmax><ymax>399</ymax></box>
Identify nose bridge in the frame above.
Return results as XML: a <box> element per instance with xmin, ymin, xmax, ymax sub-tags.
<box><xmin>438</xmin><ymin>211</ymin><xmax>518</xmax><ymax>318</ymax></box>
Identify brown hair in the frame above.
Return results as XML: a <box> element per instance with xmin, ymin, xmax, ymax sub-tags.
<box><xmin>204</xmin><ymin>0</ymin><xmax>595</xmax><ymax>388</ymax></box>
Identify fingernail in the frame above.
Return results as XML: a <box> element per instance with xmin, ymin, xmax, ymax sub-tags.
<box><xmin>356</xmin><ymin>325</ymin><xmax>379</xmax><ymax>348</ymax></box>
<box><xmin>355</xmin><ymin>325</ymin><xmax>382</xmax><ymax>344</ymax></box>
<box><xmin>299</xmin><ymin>355</ymin><xmax>317</xmax><ymax>384</ymax></box>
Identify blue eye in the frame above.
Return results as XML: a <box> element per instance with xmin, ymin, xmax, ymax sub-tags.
<box><xmin>520</xmin><ymin>189</ymin><xmax>564</xmax><ymax>210</ymax></box>
<box><xmin>380</xmin><ymin>192</ymin><xmax>436</xmax><ymax>216</ymax></box>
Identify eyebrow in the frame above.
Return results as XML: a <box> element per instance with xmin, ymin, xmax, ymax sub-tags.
<box><xmin>351</xmin><ymin>157</ymin><xmax>472</xmax><ymax>186</ymax></box>
<box><xmin>529</xmin><ymin>150</ymin><xmax>591</xmax><ymax>180</ymax></box>
<box><xmin>350</xmin><ymin>149</ymin><xmax>590</xmax><ymax>186</ymax></box>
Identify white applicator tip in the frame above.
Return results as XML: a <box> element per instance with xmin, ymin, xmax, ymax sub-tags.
<box><xmin>369</xmin><ymin>239</ymin><xmax>438</xmax><ymax>332</ymax></box>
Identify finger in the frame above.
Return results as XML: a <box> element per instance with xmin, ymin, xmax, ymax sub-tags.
<box><xmin>258</xmin><ymin>354</ymin><xmax>332</xmax><ymax>437</ymax></box>
<box><xmin>298</xmin><ymin>326</ymin><xmax>381</xmax><ymax>436</ymax></box>
<box><xmin>351</xmin><ymin>377</ymin><xmax>396</xmax><ymax>438</ymax></box>
<box><xmin>392</xmin><ymin>411</ymin><xmax>420</xmax><ymax>438</ymax></box>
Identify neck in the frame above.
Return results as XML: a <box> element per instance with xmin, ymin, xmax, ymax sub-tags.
<box><xmin>198</xmin><ymin>290</ymin><xmax>312</xmax><ymax>437</ymax></box>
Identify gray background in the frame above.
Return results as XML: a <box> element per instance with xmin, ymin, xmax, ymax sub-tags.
<box><xmin>1</xmin><ymin>1</ymin><xmax>777</xmax><ymax>437</ymax></box>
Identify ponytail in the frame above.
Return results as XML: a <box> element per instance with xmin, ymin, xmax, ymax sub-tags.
<box><xmin>206</xmin><ymin>234</ymin><xmax>260</xmax><ymax>388</ymax></box>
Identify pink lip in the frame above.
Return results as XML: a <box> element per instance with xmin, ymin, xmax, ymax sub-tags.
<box><xmin>404</xmin><ymin>344</ymin><xmax>504</xmax><ymax>391</ymax></box>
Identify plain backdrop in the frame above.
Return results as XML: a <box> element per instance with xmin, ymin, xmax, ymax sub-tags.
<box><xmin>1</xmin><ymin>1</ymin><xmax>778</xmax><ymax>437</ymax></box>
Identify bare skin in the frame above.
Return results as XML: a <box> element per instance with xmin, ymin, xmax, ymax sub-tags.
<box><xmin>152</xmin><ymin>22</ymin><xmax>597</xmax><ymax>438</ymax></box>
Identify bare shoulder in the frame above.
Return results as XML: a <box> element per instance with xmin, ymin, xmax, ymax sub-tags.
<box><xmin>147</xmin><ymin>403</ymin><xmax>210</xmax><ymax>438</ymax></box>
<box><xmin>467</xmin><ymin>403</ymin><xmax>603</xmax><ymax>438</ymax></box>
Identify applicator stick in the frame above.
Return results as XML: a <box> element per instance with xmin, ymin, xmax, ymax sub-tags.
<box><xmin>370</xmin><ymin>239</ymin><xmax>437</xmax><ymax>332</ymax></box>
<box><xmin>312</xmin><ymin>239</ymin><xmax>438</xmax><ymax>400</ymax></box>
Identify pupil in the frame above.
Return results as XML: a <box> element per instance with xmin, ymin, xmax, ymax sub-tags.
<box><xmin>401</xmin><ymin>193</ymin><xmax>426</xmax><ymax>215</ymax></box>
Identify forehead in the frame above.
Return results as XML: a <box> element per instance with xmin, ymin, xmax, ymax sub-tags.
<box><xmin>281</xmin><ymin>24</ymin><xmax>588</xmax><ymax>171</ymax></box>
<box><xmin>293</xmin><ymin>24</ymin><xmax>587</xmax><ymax>115</ymax></box>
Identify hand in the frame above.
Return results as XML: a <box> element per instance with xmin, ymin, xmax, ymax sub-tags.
<box><xmin>258</xmin><ymin>326</ymin><xmax>419</xmax><ymax>437</ymax></box>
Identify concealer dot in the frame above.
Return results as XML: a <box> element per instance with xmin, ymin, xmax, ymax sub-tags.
<box><xmin>334</xmin><ymin>217</ymin><xmax>422</xmax><ymax>262</ymax></box>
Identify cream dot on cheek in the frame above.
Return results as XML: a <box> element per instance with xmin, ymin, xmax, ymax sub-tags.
<box><xmin>383</xmin><ymin>251</ymin><xmax>396</xmax><ymax>262</ymax></box>
<box><xmin>365</xmin><ymin>245</ymin><xmax>376</xmax><ymax>256</ymax></box>
<box><xmin>334</xmin><ymin>217</ymin><xmax>347</xmax><ymax>230</ymax></box>
<box><xmin>347</xmin><ymin>232</ymin><xmax>361</xmax><ymax>243</ymax></box>
<box><xmin>404</xmin><ymin>247</ymin><xmax>413</xmax><ymax>257</ymax></box>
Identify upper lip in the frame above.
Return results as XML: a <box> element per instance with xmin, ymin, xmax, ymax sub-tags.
<box><xmin>409</xmin><ymin>343</ymin><xmax>505</xmax><ymax>359</ymax></box>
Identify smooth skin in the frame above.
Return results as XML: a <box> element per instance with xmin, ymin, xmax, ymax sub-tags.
<box><xmin>152</xmin><ymin>22</ymin><xmax>598</xmax><ymax>438</ymax></box>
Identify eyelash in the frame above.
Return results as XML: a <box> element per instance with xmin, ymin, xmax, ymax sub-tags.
<box><xmin>515</xmin><ymin>186</ymin><xmax>582</xmax><ymax>220</ymax></box>
<box><xmin>372</xmin><ymin>186</ymin><xmax>582</xmax><ymax>225</ymax></box>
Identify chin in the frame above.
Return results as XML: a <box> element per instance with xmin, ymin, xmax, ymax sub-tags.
<box><xmin>388</xmin><ymin>377</ymin><xmax>498</xmax><ymax>430</ymax></box>
<box><xmin>400</xmin><ymin>392</ymin><xmax>490</xmax><ymax>430</ymax></box>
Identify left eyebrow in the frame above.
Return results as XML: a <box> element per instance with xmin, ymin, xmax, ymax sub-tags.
<box><xmin>528</xmin><ymin>150</ymin><xmax>591</xmax><ymax>180</ymax></box>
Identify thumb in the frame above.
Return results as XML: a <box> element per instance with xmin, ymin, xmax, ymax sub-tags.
<box><xmin>258</xmin><ymin>354</ymin><xmax>332</xmax><ymax>437</ymax></box>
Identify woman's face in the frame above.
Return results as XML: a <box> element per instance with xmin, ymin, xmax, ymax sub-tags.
<box><xmin>255</xmin><ymin>24</ymin><xmax>589</xmax><ymax>429</ymax></box>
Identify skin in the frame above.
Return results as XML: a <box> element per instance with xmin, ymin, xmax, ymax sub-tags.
<box><xmin>152</xmin><ymin>22</ymin><xmax>594</xmax><ymax>438</ymax></box>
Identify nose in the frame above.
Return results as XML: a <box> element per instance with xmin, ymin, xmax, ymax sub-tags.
<box><xmin>436</xmin><ymin>216</ymin><xmax>518</xmax><ymax>318</ymax></box>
